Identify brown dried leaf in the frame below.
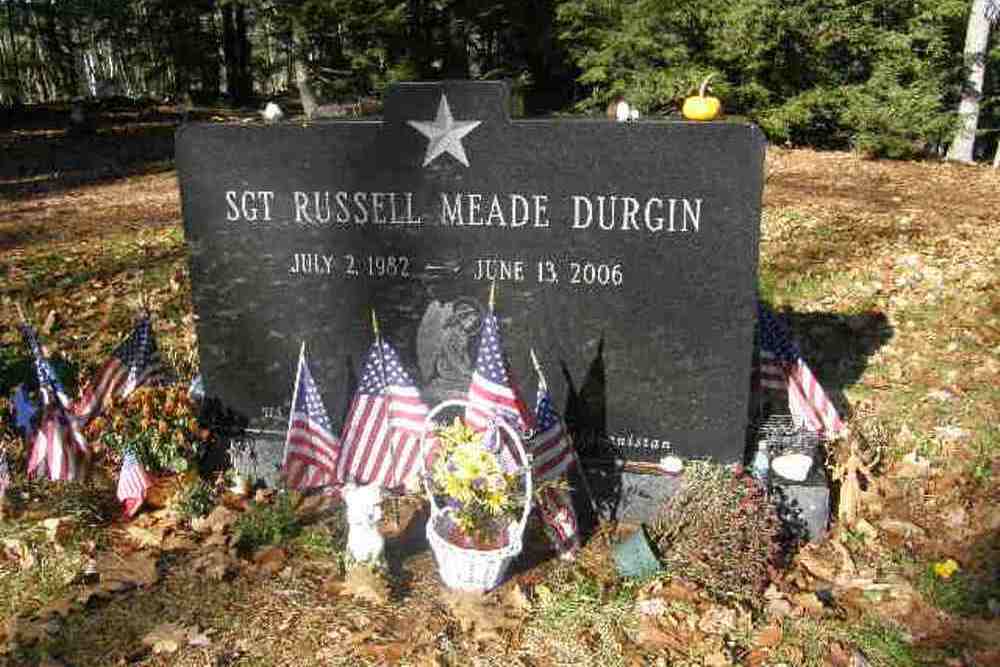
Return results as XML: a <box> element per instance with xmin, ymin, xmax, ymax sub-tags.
<box><xmin>142</xmin><ymin>622</ymin><xmax>188</xmax><ymax>654</ymax></box>
<box><xmin>441</xmin><ymin>590</ymin><xmax>517</xmax><ymax>641</ymax></box>
<box><xmin>95</xmin><ymin>551</ymin><xmax>158</xmax><ymax>592</ymax></box>
<box><xmin>192</xmin><ymin>505</ymin><xmax>239</xmax><ymax>534</ymax></box>
<box><xmin>792</xmin><ymin>592</ymin><xmax>825</xmax><ymax>615</ymax></box>
<box><xmin>341</xmin><ymin>565</ymin><xmax>390</xmax><ymax>605</ymax></box>
<box><xmin>703</xmin><ymin>650</ymin><xmax>732</xmax><ymax>667</ymax></box>
<box><xmin>500</xmin><ymin>583</ymin><xmax>531</xmax><ymax>615</ymax></box>
<box><xmin>2</xmin><ymin>538</ymin><xmax>36</xmax><ymax>570</ymax></box>
<box><xmin>126</xmin><ymin>524</ymin><xmax>165</xmax><ymax>549</ymax></box>
<box><xmin>252</xmin><ymin>546</ymin><xmax>287</xmax><ymax>576</ymax></box>
<box><xmin>698</xmin><ymin>605</ymin><xmax>737</xmax><ymax>636</ymax></box>
<box><xmin>797</xmin><ymin>547</ymin><xmax>839</xmax><ymax>582</ymax></box>
<box><xmin>752</xmin><ymin>623</ymin><xmax>782</xmax><ymax>648</ymax></box>
<box><xmin>295</xmin><ymin>493</ymin><xmax>332</xmax><ymax>520</ymax></box>
<box><xmin>161</xmin><ymin>534</ymin><xmax>197</xmax><ymax>552</ymax></box>
<box><xmin>42</xmin><ymin>516</ymin><xmax>74</xmax><ymax>543</ymax></box>
<box><xmin>190</xmin><ymin>550</ymin><xmax>237</xmax><ymax>581</ymax></box>
<box><xmin>636</xmin><ymin>616</ymin><xmax>685</xmax><ymax>652</ymax></box>
<box><xmin>361</xmin><ymin>642</ymin><xmax>407</xmax><ymax>663</ymax></box>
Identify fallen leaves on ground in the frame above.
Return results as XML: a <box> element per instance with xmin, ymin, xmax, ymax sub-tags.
<box><xmin>441</xmin><ymin>589</ymin><xmax>519</xmax><ymax>641</ymax></box>
<box><xmin>88</xmin><ymin>550</ymin><xmax>158</xmax><ymax>595</ymax></box>
<box><xmin>191</xmin><ymin>505</ymin><xmax>239</xmax><ymax>534</ymax></box>
<box><xmin>336</xmin><ymin>565</ymin><xmax>390</xmax><ymax>605</ymax></box>
<box><xmin>141</xmin><ymin>622</ymin><xmax>211</xmax><ymax>654</ymax></box>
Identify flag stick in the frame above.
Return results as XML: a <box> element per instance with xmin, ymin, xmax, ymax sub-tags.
<box><xmin>530</xmin><ymin>348</ymin><xmax>597</xmax><ymax>514</ymax></box>
<box><xmin>14</xmin><ymin>302</ymin><xmax>27</xmax><ymax>325</ymax></box>
<box><xmin>370</xmin><ymin>310</ymin><xmax>400</xmax><ymax>525</ymax></box>
<box><xmin>281</xmin><ymin>341</ymin><xmax>306</xmax><ymax>470</ymax></box>
<box><xmin>530</xmin><ymin>348</ymin><xmax>546</xmax><ymax>392</ymax></box>
<box><xmin>488</xmin><ymin>281</ymin><xmax>496</xmax><ymax>312</ymax></box>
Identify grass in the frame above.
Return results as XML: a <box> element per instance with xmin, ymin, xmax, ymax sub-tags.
<box><xmin>233</xmin><ymin>493</ymin><xmax>302</xmax><ymax>554</ymax></box>
<box><xmin>525</xmin><ymin>574</ymin><xmax>638</xmax><ymax>667</ymax></box>
<box><xmin>849</xmin><ymin>619</ymin><xmax>918</xmax><ymax>667</ymax></box>
<box><xmin>0</xmin><ymin>478</ymin><xmax>115</xmax><ymax>623</ymax></box>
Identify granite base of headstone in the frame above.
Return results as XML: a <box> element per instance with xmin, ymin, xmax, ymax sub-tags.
<box><xmin>227</xmin><ymin>430</ymin><xmax>286</xmax><ymax>489</ymax></box>
<box><xmin>771</xmin><ymin>463</ymin><xmax>830</xmax><ymax>543</ymax></box>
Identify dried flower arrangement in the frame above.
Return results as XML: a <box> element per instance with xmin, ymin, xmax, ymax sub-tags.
<box><xmin>648</xmin><ymin>461</ymin><xmax>781</xmax><ymax>606</ymax></box>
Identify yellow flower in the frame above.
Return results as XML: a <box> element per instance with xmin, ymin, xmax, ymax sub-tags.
<box><xmin>933</xmin><ymin>559</ymin><xmax>959</xmax><ymax>579</ymax></box>
<box><xmin>485</xmin><ymin>490</ymin><xmax>507</xmax><ymax>514</ymax></box>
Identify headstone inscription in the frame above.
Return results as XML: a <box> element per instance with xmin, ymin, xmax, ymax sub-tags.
<box><xmin>176</xmin><ymin>80</ymin><xmax>766</xmax><ymax>514</ymax></box>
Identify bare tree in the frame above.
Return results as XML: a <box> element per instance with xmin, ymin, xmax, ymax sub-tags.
<box><xmin>948</xmin><ymin>0</ymin><xmax>996</xmax><ymax>163</ymax></box>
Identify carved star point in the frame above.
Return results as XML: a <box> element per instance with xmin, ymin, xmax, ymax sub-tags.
<box><xmin>407</xmin><ymin>94</ymin><xmax>482</xmax><ymax>168</ymax></box>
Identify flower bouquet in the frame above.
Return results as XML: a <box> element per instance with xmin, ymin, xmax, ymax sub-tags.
<box><xmin>421</xmin><ymin>400</ymin><xmax>532</xmax><ymax>592</ymax></box>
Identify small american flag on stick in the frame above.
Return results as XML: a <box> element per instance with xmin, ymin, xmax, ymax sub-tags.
<box><xmin>464</xmin><ymin>287</ymin><xmax>532</xmax><ymax>434</ymax></box>
<box><xmin>528</xmin><ymin>352</ymin><xmax>576</xmax><ymax>482</ymax></box>
<box><xmin>282</xmin><ymin>344</ymin><xmax>340</xmax><ymax>492</ymax></box>
<box><xmin>117</xmin><ymin>450</ymin><xmax>151</xmax><ymax>519</ymax></box>
<box><xmin>73</xmin><ymin>315</ymin><xmax>162</xmax><ymax>425</ymax></box>
<box><xmin>758</xmin><ymin>303</ymin><xmax>845</xmax><ymax>437</ymax></box>
<box><xmin>18</xmin><ymin>322</ymin><xmax>88</xmax><ymax>481</ymax></box>
<box><xmin>19</xmin><ymin>324</ymin><xmax>72</xmax><ymax>411</ymax></box>
<box><xmin>338</xmin><ymin>325</ymin><xmax>430</xmax><ymax>490</ymax></box>
<box><xmin>28</xmin><ymin>408</ymin><xmax>87</xmax><ymax>481</ymax></box>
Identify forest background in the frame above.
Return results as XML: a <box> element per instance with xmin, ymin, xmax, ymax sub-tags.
<box><xmin>0</xmin><ymin>0</ymin><xmax>998</xmax><ymax>162</ymax></box>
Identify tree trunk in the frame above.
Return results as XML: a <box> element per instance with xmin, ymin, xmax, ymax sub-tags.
<box><xmin>221</xmin><ymin>3</ymin><xmax>237</xmax><ymax>100</ymax></box>
<box><xmin>292</xmin><ymin>18</ymin><xmax>319</xmax><ymax>118</ymax></box>
<box><xmin>948</xmin><ymin>0</ymin><xmax>993</xmax><ymax>163</ymax></box>
<box><xmin>235</xmin><ymin>2</ymin><xmax>252</xmax><ymax>103</ymax></box>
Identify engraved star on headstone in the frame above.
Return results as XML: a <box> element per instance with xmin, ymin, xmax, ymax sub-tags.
<box><xmin>407</xmin><ymin>94</ymin><xmax>482</xmax><ymax>168</ymax></box>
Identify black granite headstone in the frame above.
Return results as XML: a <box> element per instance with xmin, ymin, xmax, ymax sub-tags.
<box><xmin>177</xmin><ymin>81</ymin><xmax>765</xmax><ymax>494</ymax></box>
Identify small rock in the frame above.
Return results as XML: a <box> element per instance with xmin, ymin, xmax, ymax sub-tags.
<box><xmin>659</xmin><ymin>455</ymin><xmax>684</xmax><ymax>474</ymax></box>
<box><xmin>877</xmin><ymin>519</ymin><xmax>925</xmax><ymax>540</ymax></box>
<box><xmin>261</xmin><ymin>102</ymin><xmax>284</xmax><ymax>122</ymax></box>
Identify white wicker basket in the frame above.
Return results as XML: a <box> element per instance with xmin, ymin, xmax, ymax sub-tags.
<box><xmin>418</xmin><ymin>400</ymin><xmax>533</xmax><ymax>593</ymax></box>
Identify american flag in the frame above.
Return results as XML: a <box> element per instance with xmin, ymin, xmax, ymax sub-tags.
<box><xmin>529</xmin><ymin>383</ymin><xmax>575</xmax><ymax>481</ymax></box>
<box><xmin>337</xmin><ymin>339</ymin><xmax>430</xmax><ymax>490</ymax></box>
<box><xmin>117</xmin><ymin>449</ymin><xmax>151</xmax><ymax>519</ymax></box>
<box><xmin>465</xmin><ymin>312</ymin><xmax>532</xmax><ymax>434</ymax></box>
<box><xmin>19</xmin><ymin>324</ymin><xmax>71</xmax><ymax>410</ymax></box>
<box><xmin>282</xmin><ymin>349</ymin><xmax>340</xmax><ymax>492</ymax></box>
<box><xmin>19</xmin><ymin>324</ymin><xmax>88</xmax><ymax>481</ymax></box>
<box><xmin>0</xmin><ymin>448</ymin><xmax>11</xmax><ymax>498</ymax></box>
<box><xmin>758</xmin><ymin>303</ymin><xmax>845</xmax><ymax>436</ymax></box>
<box><xmin>73</xmin><ymin>316</ymin><xmax>161</xmax><ymax>425</ymax></box>
<box><xmin>28</xmin><ymin>407</ymin><xmax>88</xmax><ymax>481</ymax></box>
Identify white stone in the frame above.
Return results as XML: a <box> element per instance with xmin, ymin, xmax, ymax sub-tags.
<box><xmin>344</xmin><ymin>483</ymin><xmax>385</xmax><ymax>564</ymax></box>
<box><xmin>771</xmin><ymin>453</ymin><xmax>813</xmax><ymax>481</ymax></box>
<box><xmin>261</xmin><ymin>102</ymin><xmax>285</xmax><ymax>122</ymax></box>
<box><xmin>659</xmin><ymin>455</ymin><xmax>684</xmax><ymax>474</ymax></box>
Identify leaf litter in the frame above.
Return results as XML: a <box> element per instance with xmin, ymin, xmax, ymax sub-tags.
<box><xmin>1</xmin><ymin>146</ymin><xmax>999</xmax><ymax>664</ymax></box>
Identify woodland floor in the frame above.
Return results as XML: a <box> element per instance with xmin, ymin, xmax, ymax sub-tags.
<box><xmin>0</xmin><ymin>108</ymin><xmax>999</xmax><ymax>666</ymax></box>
